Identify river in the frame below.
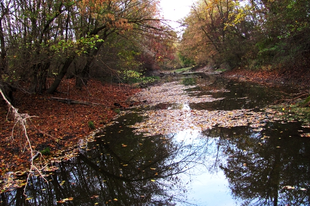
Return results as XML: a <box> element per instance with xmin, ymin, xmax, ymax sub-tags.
<box><xmin>1</xmin><ymin>74</ymin><xmax>310</xmax><ymax>205</ymax></box>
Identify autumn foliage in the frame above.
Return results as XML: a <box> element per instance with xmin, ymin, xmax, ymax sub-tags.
<box><xmin>179</xmin><ymin>0</ymin><xmax>310</xmax><ymax>71</ymax></box>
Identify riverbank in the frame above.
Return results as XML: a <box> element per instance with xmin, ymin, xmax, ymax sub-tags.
<box><xmin>221</xmin><ymin>68</ymin><xmax>310</xmax><ymax>91</ymax></box>
<box><xmin>1</xmin><ymin>67</ymin><xmax>309</xmax><ymax>192</ymax></box>
<box><xmin>0</xmin><ymin>79</ymin><xmax>140</xmax><ymax>189</ymax></box>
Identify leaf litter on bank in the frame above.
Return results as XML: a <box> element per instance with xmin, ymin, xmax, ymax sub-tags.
<box><xmin>0</xmin><ymin>78</ymin><xmax>140</xmax><ymax>192</ymax></box>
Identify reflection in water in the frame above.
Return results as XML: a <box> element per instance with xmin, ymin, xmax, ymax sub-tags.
<box><xmin>0</xmin><ymin>114</ymin><xmax>210</xmax><ymax>206</ymax></box>
<box><xmin>203</xmin><ymin>123</ymin><xmax>310</xmax><ymax>206</ymax></box>
<box><xmin>1</xmin><ymin>75</ymin><xmax>310</xmax><ymax>206</ymax></box>
<box><xmin>218</xmin><ymin>123</ymin><xmax>310</xmax><ymax>206</ymax></box>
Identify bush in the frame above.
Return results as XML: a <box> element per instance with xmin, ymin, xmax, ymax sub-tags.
<box><xmin>120</xmin><ymin>70</ymin><xmax>159</xmax><ymax>85</ymax></box>
<box><xmin>88</xmin><ymin>121</ymin><xmax>96</xmax><ymax>130</ymax></box>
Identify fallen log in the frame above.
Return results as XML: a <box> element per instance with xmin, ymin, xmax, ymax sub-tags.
<box><xmin>50</xmin><ymin>97</ymin><xmax>100</xmax><ymax>106</ymax></box>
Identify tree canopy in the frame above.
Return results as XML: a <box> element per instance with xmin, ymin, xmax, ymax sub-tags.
<box><xmin>179</xmin><ymin>0</ymin><xmax>310</xmax><ymax>71</ymax></box>
<box><xmin>0</xmin><ymin>0</ymin><xmax>176</xmax><ymax>96</ymax></box>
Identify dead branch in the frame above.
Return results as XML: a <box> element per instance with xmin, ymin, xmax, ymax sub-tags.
<box><xmin>0</xmin><ymin>88</ymin><xmax>47</xmax><ymax>194</ymax></box>
<box><xmin>274</xmin><ymin>92</ymin><xmax>309</xmax><ymax>104</ymax></box>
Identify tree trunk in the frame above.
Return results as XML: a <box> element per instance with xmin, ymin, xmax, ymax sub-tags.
<box><xmin>75</xmin><ymin>40</ymin><xmax>105</xmax><ymax>89</ymax></box>
<box><xmin>75</xmin><ymin>56</ymin><xmax>92</xmax><ymax>89</ymax></box>
<box><xmin>0</xmin><ymin>19</ymin><xmax>6</xmax><ymax>74</ymax></box>
<box><xmin>29</xmin><ymin>62</ymin><xmax>49</xmax><ymax>94</ymax></box>
<box><xmin>47</xmin><ymin>56</ymin><xmax>75</xmax><ymax>94</ymax></box>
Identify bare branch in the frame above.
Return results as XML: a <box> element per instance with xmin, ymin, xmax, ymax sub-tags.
<box><xmin>0</xmin><ymin>87</ymin><xmax>47</xmax><ymax>194</ymax></box>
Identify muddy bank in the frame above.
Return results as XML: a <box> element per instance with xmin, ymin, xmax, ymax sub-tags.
<box><xmin>221</xmin><ymin>68</ymin><xmax>310</xmax><ymax>91</ymax></box>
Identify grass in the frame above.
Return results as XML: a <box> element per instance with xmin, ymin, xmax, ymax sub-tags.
<box><xmin>174</xmin><ymin>67</ymin><xmax>192</xmax><ymax>74</ymax></box>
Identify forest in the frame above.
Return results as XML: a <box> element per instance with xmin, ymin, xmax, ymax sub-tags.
<box><xmin>179</xmin><ymin>0</ymin><xmax>310</xmax><ymax>73</ymax></box>
<box><xmin>0</xmin><ymin>0</ymin><xmax>310</xmax><ymax>193</ymax></box>
<box><xmin>1</xmin><ymin>0</ymin><xmax>310</xmax><ymax>100</ymax></box>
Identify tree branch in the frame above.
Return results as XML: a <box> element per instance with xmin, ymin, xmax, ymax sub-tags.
<box><xmin>0</xmin><ymin>87</ymin><xmax>47</xmax><ymax>194</ymax></box>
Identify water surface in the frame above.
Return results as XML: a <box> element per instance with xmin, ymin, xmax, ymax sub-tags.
<box><xmin>1</xmin><ymin>75</ymin><xmax>310</xmax><ymax>206</ymax></box>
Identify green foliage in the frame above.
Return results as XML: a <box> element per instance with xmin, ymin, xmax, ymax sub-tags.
<box><xmin>40</xmin><ymin>147</ymin><xmax>51</xmax><ymax>155</ymax></box>
<box><xmin>270</xmin><ymin>93</ymin><xmax>310</xmax><ymax>127</ymax></box>
<box><xmin>119</xmin><ymin>70</ymin><xmax>159</xmax><ymax>85</ymax></box>
<box><xmin>114</xmin><ymin>108</ymin><xmax>121</xmax><ymax>114</ymax></box>
<box><xmin>270</xmin><ymin>103</ymin><xmax>310</xmax><ymax>127</ymax></box>
<box><xmin>301</xmin><ymin>95</ymin><xmax>310</xmax><ymax>107</ymax></box>
<box><xmin>179</xmin><ymin>0</ymin><xmax>310</xmax><ymax>71</ymax></box>
<box><xmin>178</xmin><ymin>53</ymin><xmax>195</xmax><ymax>67</ymax></box>
<box><xmin>49</xmin><ymin>35</ymin><xmax>104</xmax><ymax>56</ymax></box>
<box><xmin>88</xmin><ymin>121</ymin><xmax>96</xmax><ymax>130</ymax></box>
<box><xmin>175</xmin><ymin>67</ymin><xmax>192</xmax><ymax>73</ymax></box>
<box><xmin>182</xmin><ymin>78</ymin><xmax>196</xmax><ymax>86</ymax></box>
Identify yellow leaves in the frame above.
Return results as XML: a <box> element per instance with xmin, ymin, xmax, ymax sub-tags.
<box><xmin>57</xmin><ymin>197</ymin><xmax>74</xmax><ymax>203</ymax></box>
<box><xmin>60</xmin><ymin>180</ymin><xmax>65</xmax><ymax>186</ymax></box>
<box><xmin>105</xmin><ymin>13</ymin><xmax>115</xmax><ymax>21</ymax></box>
<box><xmin>300</xmin><ymin>133</ymin><xmax>310</xmax><ymax>138</ymax></box>
<box><xmin>43</xmin><ymin>166</ymin><xmax>59</xmax><ymax>172</ymax></box>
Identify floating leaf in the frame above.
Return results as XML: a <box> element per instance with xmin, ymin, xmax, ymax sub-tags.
<box><xmin>301</xmin><ymin>133</ymin><xmax>310</xmax><ymax>138</ymax></box>
<box><xmin>283</xmin><ymin>185</ymin><xmax>295</xmax><ymax>190</ymax></box>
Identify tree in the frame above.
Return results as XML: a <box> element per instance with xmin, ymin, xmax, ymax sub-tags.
<box><xmin>253</xmin><ymin>0</ymin><xmax>310</xmax><ymax>69</ymax></box>
<box><xmin>73</xmin><ymin>0</ymin><xmax>167</xmax><ymax>88</ymax></box>
<box><xmin>179</xmin><ymin>0</ymin><xmax>254</xmax><ymax>68</ymax></box>
<box><xmin>0</xmin><ymin>0</ymin><xmax>173</xmax><ymax>96</ymax></box>
<box><xmin>179</xmin><ymin>0</ymin><xmax>310</xmax><ymax>71</ymax></box>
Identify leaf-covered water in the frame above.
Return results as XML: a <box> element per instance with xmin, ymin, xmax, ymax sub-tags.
<box><xmin>1</xmin><ymin>75</ymin><xmax>310</xmax><ymax>205</ymax></box>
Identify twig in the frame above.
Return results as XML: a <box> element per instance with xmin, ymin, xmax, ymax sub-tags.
<box><xmin>0</xmin><ymin>88</ymin><xmax>48</xmax><ymax>194</ymax></box>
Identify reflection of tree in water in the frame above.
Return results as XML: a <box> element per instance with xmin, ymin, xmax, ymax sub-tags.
<box><xmin>1</xmin><ymin>114</ymin><xmax>205</xmax><ymax>205</ymax></box>
<box><xmin>208</xmin><ymin>123</ymin><xmax>310</xmax><ymax>206</ymax></box>
<box><xmin>193</xmin><ymin>77</ymin><xmax>282</xmax><ymax>111</ymax></box>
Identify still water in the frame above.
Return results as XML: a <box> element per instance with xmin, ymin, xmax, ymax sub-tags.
<box><xmin>1</xmin><ymin>75</ymin><xmax>310</xmax><ymax>205</ymax></box>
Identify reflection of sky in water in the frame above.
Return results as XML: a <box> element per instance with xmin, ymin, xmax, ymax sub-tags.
<box><xmin>169</xmin><ymin>103</ymin><xmax>240</xmax><ymax>205</ymax></box>
<box><xmin>187</xmin><ymin>170</ymin><xmax>237</xmax><ymax>206</ymax></box>
<box><xmin>174</xmin><ymin>131</ymin><xmax>240</xmax><ymax>205</ymax></box>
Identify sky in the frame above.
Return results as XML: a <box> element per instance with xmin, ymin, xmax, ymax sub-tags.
<box><xmin>159</xmin><ymin>0</ymin><xmax>195</xmax><ymax>31</ymax></box>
